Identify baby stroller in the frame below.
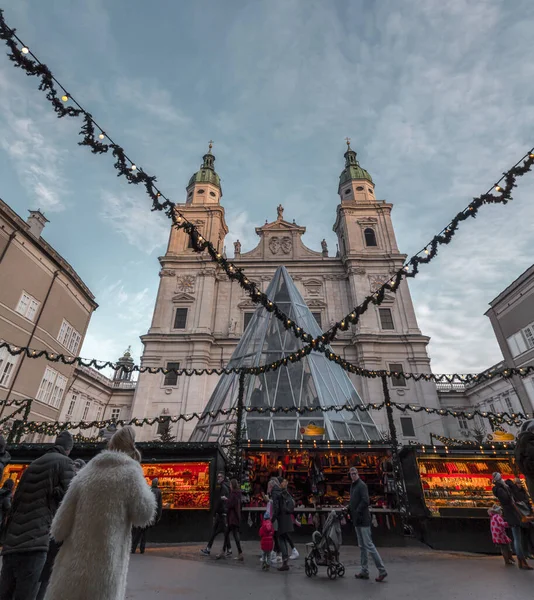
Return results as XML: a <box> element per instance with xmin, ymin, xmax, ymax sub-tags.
<box><xmin>304</xmin><ymin>510</ymin><xmax>345</xmax><ymax>579</ymax></box>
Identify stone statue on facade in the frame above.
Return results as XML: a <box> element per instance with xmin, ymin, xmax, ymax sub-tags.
<box><xmin>277</xmin><ymin>204</ymin><xmax>284</xmax><ymax>220</ymax></box>
<box><xmin>321</xmin><ymin>239</ymin><xmax>328</xmax><ymax>257</ymax></box>
<box><xmin>234</xmin><ymin>239</ymin><xmax>241</xmax><ymax>255</ymax></box>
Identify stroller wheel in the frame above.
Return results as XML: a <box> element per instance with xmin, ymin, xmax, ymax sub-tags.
<box><xmin>327</xmin><ymin>565</ymin><xmax>337</xmax><ymax>580</ymax></box>
<box><xmin>305</xmin><ymin>559</ymin><xmax>312</xmax><ymax>578</ymax></box>
<box><xmin>336</xmin><ymin>564</ymin><xmax>345</xmax><ymax>578</ymax></box>
<box><xmin>311</xmin><ymin>561</ymin><xmax>318</xmax><ymax>576</ymax></box>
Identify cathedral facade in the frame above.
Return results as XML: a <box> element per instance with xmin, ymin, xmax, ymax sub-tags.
<box><xmin>130</xmin><ymin>143</ymin><xmax>444</xmax><ymax>442</ymax></box>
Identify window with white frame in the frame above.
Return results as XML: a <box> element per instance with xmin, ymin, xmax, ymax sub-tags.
<box><xmin>36</xmin><ymin>367</ymin><xmax>67</xmax><ymax>408</ymax></box>
<box><xmin>400</xmin><ymin>416</ymin><xmax>416</xmax><ymax>437</ymax></box>
<box><xmin>57</xmin><ymin>319</ymin><xmax>82</xmax><ymax>354</ymax></box>
<box><xmin>458</xmin><ymin>417</ymin><xmax>469</xmax><ymax>431</ymax></box>
<box><xmin>15</xmin><ymin>291</ymin><xmax>40</xmax><ymax>322</ymax></box>
<box><xmin>82</xmin><ymin>400</ymin><xmax>91</xmax><ymax>420</ymax></box>
<box><xmin>504</xmin><ymin>395</ymin><xmax>513</xmax><ymax>412</ymax></box>
<box><xmin>96</xmin><ymin>406</ymin><xmax>103</xmax><ymax>422</ymax></box>
<box><xmin>507</xmin><ymin>322</ymin><xmax>534</xmax><ymax>357</ymax></box>
<box><xmin>111</xmin><ymin>408</ymin><xmax>121</xmax><ymax>421</ymax></box>
<box><xmin>0</xmin><ymin>343</ymin><xmax>18</xmax><ymax>388</ymax></box>
<box><xmin>66</xmin><ymin>395</ymin><xmax>77</xmax><ymax>420</ymax></box>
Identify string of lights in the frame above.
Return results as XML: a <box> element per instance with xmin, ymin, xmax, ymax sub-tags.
<box><xmin>5</xmin><ymin>400</ymin><xmax>532</xmax><ymax>439</ymax></box>
<box><xmin>1</xmin><ymin>340</ymin><xmax>533</xmax><ymax>384</ymax></box>
<box><xmin>1</xmin><ymin>10</ymin><xmax>533</xmax><ymax>362</ymax></box>
<box><xmin>428</xmin><ymin>433</ymin><xmax>516</xmax><ymax>448</ymax></box>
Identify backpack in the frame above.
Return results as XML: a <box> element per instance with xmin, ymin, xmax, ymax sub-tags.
<box><xmin>282</xmin><ymin>492</ymin><xmax>295</xmax><ymax>514</ymax></box>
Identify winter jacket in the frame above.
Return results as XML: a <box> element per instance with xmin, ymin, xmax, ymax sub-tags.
<box><xmin>151</xmin><ymin>484</ymin><xmax>163</xmax><ymax>525</ymax></box>
<box><xmin>227</xmin><ymin>489</ymin><xmax>242</xmax><ymax>528</ymax></box>
<box><xmin>259</xmin><ymin>519</ymin><xmax>274</xmax><ymax>552</ymax></box>
<box><xmin>274</xmin><ymin>490</ymin><xmax>294</xmax><ymax>535</ymax></box>
<box><xmin>516</xmin><ymin>432</ymin><xmax>534</xmax><ymax>477</ymax></box>
<box><xmin>271</xmin><ymin>484</ymin><xmax>282</xmax><ymax>529</ymax></box>
<box><xmin>490</xmin><ymin>513</ymin><xmax>511</xmax><ymax>545</ymax></box>
<box><xmin>0</xmin><ymin>448</ymin><xmax>11</xmax><ymax>482</ymax></box>
<box><xmin>214</xmin><ymin>479</ymin><xmax>231</xmax><ymax>515</ymax></box>
<box><xmin>493</xmin><ymin>482</ymin><xmax>521</xmax><ymax>528</ymax></box>
<box><xmin>506</xmin><ymin>480</ymin><xmax>532</xmax><ymax>512</ymax></box>
<box><xmin>44</xmin><ymin>450</ymin><xmax>156</xmax><ymax>600</ymax></box>
<box><xmin>349</xmin><ymin>478</ymin><xmax>371</xmax><ymax>527</ymax></box>
<box><xmin>2</xmin><ymin>446</ymin><xmax>75</xmax><ymax>555</ymax></box>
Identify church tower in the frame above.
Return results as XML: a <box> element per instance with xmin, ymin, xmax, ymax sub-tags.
<box><xmin>333</xmin><ymin>140</ymin><xmax>442</xmax><ymax>442</ymax></box>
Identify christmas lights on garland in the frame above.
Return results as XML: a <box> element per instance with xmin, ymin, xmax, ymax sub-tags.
<box><xmin>1</xmin><ymin>340</ymin><xmax>533</xmax><ymax>385</ymax></box>
<box><xmin>428</xmin><ymin>433</ymin><xmax>516</xmax><ymax>448</ymax></box>
<box><xmin>7</xmin><ymin>400</ymin><xmax>532</xmax><ymax>438</ymax></box>
<box><xmin>1</xmin><ymin>9</ymin><xmax>533</xmax><ymax>362</ymax></box>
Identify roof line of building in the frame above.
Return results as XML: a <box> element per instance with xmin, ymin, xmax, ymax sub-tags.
<box><xmin>487</xmin><ymin>263</ymin><xmax>534</xmax><ymax>309</ymax></box>
<box><xmin>0</xmin><ymin>198</ymin><xmax>98</xmax><ymax>309</ymax></box>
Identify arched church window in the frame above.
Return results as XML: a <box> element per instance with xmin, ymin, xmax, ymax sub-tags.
<box><xmin>198</xmin><ymin>189</ymin><xmax>205</xmax><ymax>194</ymax></box>
<box><xmin>368</xmin><ymin>188</ymin><xmax>373</xmax><ymax>194</ymax></box>
<box><xmin>210</xmin><ymin>191</ymin><xmax>216</xmax><ymax>197</ymax></box>
<box><xmin>344</xmin><ymin>189</ymin><xmax>351</xmax><ymax>195</ymax></box>
<box><xmin>364</xmin><ymin>228</ymin><xmax>377</xmax><ymax>247</ymax></box>
<box><xmin>356</xmin><ymin>186</ymin><xmax>364</xmax><ymax>191</ymax></box>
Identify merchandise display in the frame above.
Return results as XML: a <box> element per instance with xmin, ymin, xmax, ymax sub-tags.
<box><xmin>418</xmin><ymin>455</ymin><xmax>520</xmax><ymax>516</ymax></box>
<box><xmin>242</xmin><ymin>449</ymin><xmax>394</xmax><ymax>513</ymax></box>
<box><xmin>0</xmin><ymin>463</ymin><xmax>29</xmax><ymax>488</ymax></box>
<box><xmin>141</xmin><ymin>462</ymin><xmax>210</xmax><ymax>510</ymax></box>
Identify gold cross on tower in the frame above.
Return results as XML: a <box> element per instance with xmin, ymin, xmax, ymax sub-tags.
<box><xmin>345</xmin><ymin>137</ymin><xmax>351</xmax><ymax>148</ymax></box>
<box><xmin>208</xmin><ymin>140</ymin><xmax>214</xmax><ymax>151</ymax></box>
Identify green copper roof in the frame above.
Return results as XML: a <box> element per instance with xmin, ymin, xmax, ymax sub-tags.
<box><xmin>339</xmin><ymin>145</ymin><xmax>373</xmax><ymax>186</ymax></box>
<box><xmin>187</xmin><ymin>146</ymin><xmax>221</xmax><ymax>190</ymax></box>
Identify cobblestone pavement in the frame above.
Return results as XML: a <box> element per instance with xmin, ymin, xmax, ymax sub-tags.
<box><xmin>126</xmin><ymin>541</ymin><xmax>534</xmax><ymax>599</ymax></box>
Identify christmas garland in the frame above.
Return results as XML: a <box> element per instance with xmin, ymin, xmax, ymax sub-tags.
<box><xmin>1</xmin><ymin>340</ymin><xmax>533</xmax><ymax>384</ymax></box>
<box><xmin>1</xmin><ymin>9</ymin><xmax>533</xmax><ymax>363</ymax></box>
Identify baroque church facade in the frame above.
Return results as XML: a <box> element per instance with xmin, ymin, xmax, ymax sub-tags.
<box><xmin>130</xmin><ymin>143</ymin><xmax>444</xmax><ymax>443</ymax></box>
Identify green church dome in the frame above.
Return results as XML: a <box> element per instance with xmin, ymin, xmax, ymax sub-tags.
<box><xmin>187</xmin><ymin>143</ymin><xmax>221</xmax><ymax>190</ymax></box>
<box><xmin>339</xmin><ymin>142</ymin><xmax>373</xmax><ymax>186</ymax></box>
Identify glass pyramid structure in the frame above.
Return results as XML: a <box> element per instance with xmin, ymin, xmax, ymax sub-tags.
<box><xmin>190</xmin><ymin>266</ymin><xmax>382</xmax><ymax>443</ymax></box>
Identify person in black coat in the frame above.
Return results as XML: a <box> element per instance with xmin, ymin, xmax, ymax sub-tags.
<box><xmin>349</xmin><ymin>467</ymin><xmax>387</xmax><ymax>582</ymax></box>
<box><xmin>0</xmin><ymin>431</ymin><xmax>75</xmax><ymax>599</ymax></box>
<box><xmin>0</xmin><ymin>479</ymin><xmax>14</xmax><ymax>542</ymax></box>
<box><xmin>200</xmin><ymin>472</ymin><xmax>232</xmax><ymax>556</ymax></box>
<box><xmin>132</xmin><ymin>477</ymin><xmax>164</xmax><ymax>554</ymax></box>
<box><xmin>0</xmin><ymin>437</ymin><xmax>11</xmax><ymax>483</ymax></box>
<box><xmin>492</xmin><ymin>472</ymin><xmax>532</xmax><ymax>570</ymax></box>
<box><xmin>274</xmin><ymin>479</ymin><xmax>294</xmax><ymax>571</ymax></box>
<box><xmin>515</xmin><ymin>420</ymin><xmax>534</xmax><ymax>501</ymax></box>
<box><xmin>506</xmin><ymin>477</ymin><xmax>534</xmax><ymax>559</ymax></box>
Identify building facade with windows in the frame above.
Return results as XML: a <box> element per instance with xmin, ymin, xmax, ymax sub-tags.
<box><xmin>485</xmin><ymin>264</ymin><xmax>534</xmax><ymax>412</ymax></box>
<box><xmin>131</xmin><ymin>143</ymin><xmax>443</xmax><ymax>442</ymax></box>
<box><xmin>0</xmin><ymin>199</ymin><xmax>97</xmax><ymax>424</ymax></box>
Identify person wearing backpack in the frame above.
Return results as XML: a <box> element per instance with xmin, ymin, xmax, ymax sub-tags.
<box><xmin>275</xmin><ymin>479</ymin><xmax>295</xmax><ymax>572</ymax></box>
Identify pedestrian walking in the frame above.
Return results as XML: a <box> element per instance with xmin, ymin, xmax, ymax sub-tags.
<box><xmin>217</xmin><ymin>479</ymin><xmax>243</xmax><ymax>561</ymax></box>
<box><xmin>200</xmin><ymin>472</ymin><xmax>232</xmax><ymax>556</ymax></box>
<box><xmin>516</xmin><ymin>420</ymin><xmax>534</xmax><ymax>501</ymax></box>
<box><xmin>274</xmin><ymin>478</ymin><xmax>295</xmax><ymax>572</ymax></box>
<box><xmin>36</xmin><ymin>459</ymin><xmax>87</xmax><ymax>600</ymax></box>
<box><xmin>506</xmin><ymin>477</ymin><xmax>534</xmax><ymax>559</ymax></box>
<box><xmin>349</xmin><ymin>466</ymin><xmax>387</xmax><ymax>582</ymax></box>
<box><xmin>0</xmin><ymin>437</ymin><xmax>11</xmax><ymax>482</ymax></box>
<box><xmin>267</xmin><ymin>478</ymin><xmax>283</xmax><ymax>564</ymax></box>
<box><xmin>488</xmin><ymin>505</ymin><xmax>514</xmax><ymax>565</ymax></box>
<box><xmin>42</xmin><ymin>426</ymin><xmax>156</xmax><ymax>600</ymax></box>
<box><xmin>132</xmin><ymin>478</ymin><xmax>163</xmax><ymax>554</ymax></box>
<box><xmin>0</xmin><ymin>479</ymin><xmax>14</xmax><ymax>543</ymax></box>
<box><xmin>0</xmin><ymin>431</ymin><xmax>75</xmax><ymax>600</ymax></box>
<box><xmin>259</xmin><ymin>512</ymin><xmax>274</xmax><ymax>570</ymax></box>
<box><xmin>492</xmin><ymin>472</ymin><xmax>533</xmax><ymax>570</ymax></box>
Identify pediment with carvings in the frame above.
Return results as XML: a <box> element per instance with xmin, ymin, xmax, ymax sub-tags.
<box><xmin>306</xmin><ymin>299</ymin><xmax>327</xmax><ymax>308</ymax></box>
<box><xmin>171</xmin><ymin>292</ymin><xmax>196</xmax><ymax>304</ymax></box>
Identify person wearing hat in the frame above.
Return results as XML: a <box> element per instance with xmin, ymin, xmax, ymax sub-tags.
<box><xmin>0</xmin><ymin>430</ymin><xmax>75</xmax><ymax>598</ymax></box>
<box><xmin>43</xmin><ymin>426</ymin><xmax>156</xmax><ymax>600</ymax></box>
<box><xmin>516</xmin><ymin>419</ymin><xmax>534</xmax><ymax>500</ymax></box>
<box><xmin>492</xmin><ymin>471</ymin><xmax>533</xmax><ymax>570</ymax></box>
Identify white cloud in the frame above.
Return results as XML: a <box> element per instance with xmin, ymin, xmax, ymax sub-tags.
<box><xmin>0</xmin><ymin>70</ymin><xmax>67</xmax><ymax>211</ymax></box>
<box><xmin>99</xmin><ymin>190</ymin><xmax>170</xmax><ymax>254</ymax></box>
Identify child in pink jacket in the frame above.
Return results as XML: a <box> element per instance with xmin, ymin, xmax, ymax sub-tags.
<box><xmin>489</xmin><ymin>505</ymin><xmax>514</xmax><ymax>565</ymax></box>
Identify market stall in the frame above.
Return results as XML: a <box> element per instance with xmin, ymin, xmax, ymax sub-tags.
<box><xmin>0</xmin><ymin>441</ymin><xmax>226</xmax><ymax>543</ymax></box>
<box><xmin>400</xmin><ymin>444</ymin><xmax>523</xmax><ymax>553</ymax></box>
<box><xmin>239</xmin><ymin>441</ymin><xmax>405</xmax><ymax>546</ymax></box>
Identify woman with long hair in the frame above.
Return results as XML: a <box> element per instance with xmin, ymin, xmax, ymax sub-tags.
<box><xmin>44</xmin><ymin>426</ymin><xmax>156</xmax><ymax>600</ymax></box>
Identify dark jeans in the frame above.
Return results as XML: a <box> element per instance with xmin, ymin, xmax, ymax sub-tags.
<box><xmin>132</xmin><ymin>526</ymin><xmax>148</xmax><ymax>553</ymax></box>
<box><xmin>278</xmin><ymin>533</ymin><xmax>291</xmax><ymax>561</ymax></box>
<box><xmin>223</xmin><ymin>524</ymin><xmax>242</xmax><ymax>555</ymax></box>
<box><xmin>511</xmin><ymin>526</ymin><xmax>526</xmax><ymax>560</ymax></box>
<box><xmin>0</xmin><ymin>551</ymin><xmax>47</xmax><ymax>600</ymax></box>
<box><xmin>36</xmin><ymin>541</ymin><xmax>61</xmax><ymax>600</ymax></box>
<box><xmin>207</xmin><ymin>514</ymin><xmax>230</xmax><ymax>552</ymax></box>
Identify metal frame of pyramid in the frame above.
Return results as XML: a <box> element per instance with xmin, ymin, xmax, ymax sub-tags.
<box><xmin>190</xmin><ymin>266</ymin><xmax>382</xmax><ymax>444</ymax></box>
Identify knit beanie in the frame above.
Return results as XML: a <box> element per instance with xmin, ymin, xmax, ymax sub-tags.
<box><xmin>108</xmin><ymin>426</ymin><xmax>141</xmax><ymax>462</ymax></box>
<box><xmin>55</xmin><ymin>431</ymin><xmax>74</xmax><ymax>453</ymax></box>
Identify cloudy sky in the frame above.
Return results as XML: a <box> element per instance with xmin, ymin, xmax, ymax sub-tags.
<box><xmin>1</xmin><ymin>0</ymin><xmax>533</xmax><ymax>375</ymax></box>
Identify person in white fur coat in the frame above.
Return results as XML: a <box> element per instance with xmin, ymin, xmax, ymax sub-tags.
<box><xmin>44</xmin><ymin>426</ymin><xmax>156</xmax><ymax>600</ymax></box>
